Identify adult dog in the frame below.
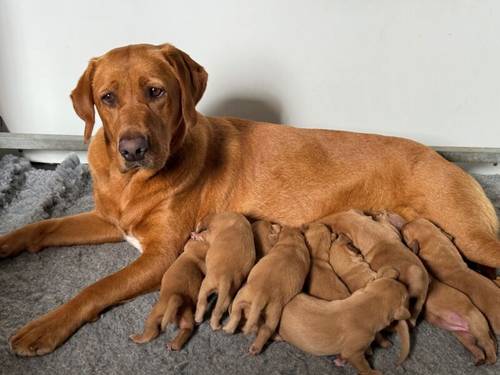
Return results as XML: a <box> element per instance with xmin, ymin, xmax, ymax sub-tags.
<box><xmin>1</xmin><ymin>43</ymin><xmax>499</xmax><ymax>356</ymax></box>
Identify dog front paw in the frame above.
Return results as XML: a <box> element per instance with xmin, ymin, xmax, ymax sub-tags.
<box><xmin>0</xmin><ymin>230</ymin><xmax>41</xmax><ymax>258</ymax></box>
<box><xmin>9</xmin><ymin>309</ymin><xmax>75</xmax><ymax>356</ymax></box>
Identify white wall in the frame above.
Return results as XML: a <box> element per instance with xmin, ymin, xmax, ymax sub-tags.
<box><xmin>0</xmin><ymin>0</ymin><xmax>499</xmax><ymax>164</ymax></box>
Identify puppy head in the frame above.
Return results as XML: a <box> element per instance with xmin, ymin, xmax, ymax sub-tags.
<box><xmin>303</xmin><ymin>223</ymin><xmax>332</xmax><ymax>257</ymax></box>
<box><xmin>374</xmin><ymin>211</ymin><xmax>407</xmax><ymax>230</ymax></box>
<box><xmin>71</xmin><ymin>43</ymin><xmax>207</xmax><ymax>172</ymax></box>
<box><xmin>252</xmin><ymin>220</ymin><xmax>280</xmax><ymax>257</ymax></box>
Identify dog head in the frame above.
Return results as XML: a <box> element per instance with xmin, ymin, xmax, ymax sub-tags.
<box><xmin>71</xmin><ymin>43</ymin><xmax>207</xmax><ymax>172</ymax></box>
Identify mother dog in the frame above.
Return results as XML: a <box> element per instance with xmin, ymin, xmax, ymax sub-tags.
<box><xmin>1</xmin><ymin>43</ymin><xmax>499</xmax><ymax>356</ymax></box>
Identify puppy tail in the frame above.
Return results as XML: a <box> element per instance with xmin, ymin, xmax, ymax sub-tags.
<box><xmin>395</xmin><ymin>320</ymin><xmax>411</xmax><ymax>365</ymax></box>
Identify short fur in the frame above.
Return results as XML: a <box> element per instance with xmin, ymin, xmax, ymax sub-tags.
<box><xmin>424</xmin><ymin>277</ymin><xmax>497</xmax><ymax>365</ymax></box>
<box><xmin>193</xmin><ymin>212</ymin><xmax>256</xmax><ymax>330</ymax></box>
<box><xmin>223</xmin><ymin>226</ymin><xmax>310</xmax><ymax>354</ymax></box>
<box><xmin>303</xmin><ymin>223</ymin><xmax>350</xmax><ymax>300</ymax></box>
<box><xmin>129</xmin><ymin>238</ymin><xmax>207</xmax><ymax>350</ymax></box>
<box><xmin>279</xmin><ymin>271</ymin><xmax>411</xmax><ymax>375</ymax></box>
<box><xmin>2</xmin><ymin>42</ymin><xmax>498</xmax><ymax>355</ymax></box>
<box><xmin>402</xmin><ymin>218</ymin><xmax>500</xmax><ymax>334</ymax></box>
<box><xmin>320</xmin><ymin>209</ymin><xmax>429</xmax><ymax>325</ymax></box>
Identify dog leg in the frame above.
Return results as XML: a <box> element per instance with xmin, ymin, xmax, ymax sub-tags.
<box><xmin>0</xmin><ymin>211</ymin><xmax>123</xmax><ymax>257</ymax></box>
<box><xmin>210</xmin><ymin>279</ymin><xmax>233</xmax><ymax>330</ymax></box>
<box><xmin>9</xmin><ymin>241</ymin><xmax>178</xmax><ymax>356</ymax></box>
<box><xmin>345</xmin><ymin>349</ymin><xmax>381</xmax><ymax>375</ymax></box>
<box><xmin>195</xmin><ymin>277</ymin><xmax>215</xmax><ymax>324</ymax></box>
<box><xmin>223</xmin><ymin>301</ymin><xmax>245</xmax><ymax>334</ymax></box>
<box><xmin>130</xmin><ymin>299</ymin><xmax>169</xmax><ymax>343</ymax></box>
<box><xmin>249</xmin><ymin>303</ymin><xmax>281</xmax><ymax>355</ymax></box>
<box><xmin>452</xmin><ymin>331</ymin><xmax>486</xmax><ymax>366</ymax></box>
<box><xmin>167</xmin><ymin>308</ymin><xmax>194</xmax><ymax>351</ymax></box>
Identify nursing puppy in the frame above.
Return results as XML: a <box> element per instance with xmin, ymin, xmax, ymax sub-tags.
<box><xmin>424</xmin><ymin>277</ymin><xmax>497</xmax><ymax>365</ymax></box>
<box><xmin>131</xmin><ymin>238</ymin><xmax>207</xmax><ymax>350</ymax></box>
<box><xmin>303</xmin><ymin>223</ymin><xmax>350</xmax><ymax>300</ymax></box>
<box><xmin>251</xmin><ymin>220</ymin><xmax>280</xmax><ymax>258</ymax></box>
<box><xmin>320</xmin><ymin>209</ymin><xmax>429</xmax><ymax>325</ymax></box>
<box><xmin>223</xmin><ymin>226</ymin><xmax>310</xmax><ymax>354</ymax></box>
<box><xmin>193</xmin><ymin>212</ymin><xmax>256</xmax><ymax>330</ymax></box>
<box><xmin>279</xmin><ymin>268</ymin><xmax>411</xmax><ymax>375</ymax></box>
<box><xmin>329</xmin><ymin>234</ymin><xmax>408</xmax><ymax>354</ymax></box>
<box><xmin>329</xmin><ymin>233</ymin><xmax>377</xmax><ymax>293</ymax></box>
<box><xmin>402</xmin><ymin>218</ymin><xmax>500</xmax><ymax>334</ymax></box>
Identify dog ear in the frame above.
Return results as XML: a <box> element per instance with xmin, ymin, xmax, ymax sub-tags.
<box><xmin>71</xmin><ymin>59</ymin><xmax>97</xmax><ymax>144</ymax></box>
<box><xmin>376</xmin><ymin>266</ymin><xmax>400</xmax><ymax>280</ymax></box>
<box><xmin>387</xmin><ymin>212</ymin><xmax>407</xmax><ymax>230</ymax></box>
<box><xmin>271</xmin><ymin>224</ymin><xmax>282</xmax><ymax>234</ymax></box>
<box><xmin>160</xmin><ymin>44</ymin><xmax>208</xmax><ymax>131</ymax></box>
<box><xmin>408</xmin><ymin>240</ymin><xmax>420</xmax><ymax>254</ymax></box>
<box><xmin>394</xmin><ymin>306</ymin><xmax>411</xmax><ymax>321</ymax></box>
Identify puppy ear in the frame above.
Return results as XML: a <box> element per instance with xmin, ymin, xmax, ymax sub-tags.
<box><xmin>408</xmin><ymin>240</ymin><xmax>420</xmax><ymax>254</ymax></box>
<box><xmin>160</xmin><ymin>44</ymin><xmax>208</xmax><ymax>131</ymax></box>
<box><xmin>387</xmin><ymin>212</ymin><xmax>407</xmax><ymax>230</ymax></box>
<box><xmin>271</xmin><ymin>224</ymin><xmax>282</xmax><ymax>235</ymax></box>
<box><xmin>330</xmin><ymin>231</ymin><xmax>338</xmax><ymax>242</ymax></box>
<box><xmin>196</xmin><ymin>213</ymin><xmax>214</xmax><ymax>232</ymax></box>
<box><xmin>394</xmin><ymin>306</ymin><xmax>411</xmax><ymax>321</ymax></box>
<box><xmin>71</xmin><ymin>59</ymin><xmax>97</xmax><ymax>144</ymax></box>
<box><xmin>377</xmin><ymin>266</ymin><xmax>399</xmax><ymax>280</ymax></box>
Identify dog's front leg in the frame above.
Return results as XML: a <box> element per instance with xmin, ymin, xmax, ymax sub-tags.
<box><xmin>9</xmin><ymin>231</ymin><xmax>184</xmax><ymax>356</ymax></box>
<box><xmin>0</xmin><ymin>211</ymin><xmax>123</xmax><ymax>257</ymax></box>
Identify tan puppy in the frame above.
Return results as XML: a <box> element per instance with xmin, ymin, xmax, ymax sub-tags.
<box><xmin>320</xmin><ymin>209</ymin><xmax>429</xmax><ymax>325</ymax></box>
<box><xmin>329</xmin><ymin>234</ymin><xmax>377</xmax><ymax>293</ymax></box>
<box><xmin>329</xmin><ymin>234</ymin><xmax>407</xmax><ymax>353</ymax></box>
<box><xmin>130</xmin><ymin>238</ymin><xmax>207</xmax><ymax>350</ymax></box>
<box><xmin>223</xmin><ymin>226</ymin><xmax>310</xmax><ymax>354</ymax></box>
<box><xmin>251</xmin><ymin>220</ymin><xmax>280</xmax><ymax>258</ymax></box>
<box><xmin>402</xmin><ymin>218</ymin><xmax>500</xmax><ymax>334</ymax></box>
<box><xmin>303</xmin><ymin>223</ymin><xmax>350</xmax><ymax>300</ymax></box>
<box><xmin>193</xmin><ymin>212</ymin><xmax>256</xmax><ymax>330</ymax></box>
<box><xmin>279</xmin><ymin>269</ymin><xmax>411</xmax><ymax>375</ymax></box>
<box><xmin>424</xmin><ymin>277</ymin><xmax>497</xmax><ymax>365</ymax></box>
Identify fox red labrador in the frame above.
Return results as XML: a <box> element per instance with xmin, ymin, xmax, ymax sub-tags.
<box><xmin>1</xmin><ymin>43</ymin><xmax>498</xmax><ymax>356</ymax></box>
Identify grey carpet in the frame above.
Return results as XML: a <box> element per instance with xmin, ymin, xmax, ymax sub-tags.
<box><xmin>0</xmin><ymin>153</ymin><xmax>499</xmax><ymax>375</ymax></box>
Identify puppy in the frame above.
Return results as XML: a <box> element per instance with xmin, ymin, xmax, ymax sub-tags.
<box><xmin>131</xmin><ymin>237</ymin><xmax>207</xmax><ymax>350</ymax></box>
<box><xmin>223</xmin><ymin>226</ymin><xmax>310</xmax><ymax>354</ymax></box>
<box><xmin>320</xmin><ymin>209</ymin><xmax>429</xmax><ymax>325</ymax></box>
<box><xmin>279</xmin><ymin>268</ymin><xmax>411</xmax><ymax>375</ymax></box>
<box><xmin>251</xmin><ymin>220</ymin><xmax>280</xmax><ymax>258</ymax></box>
<box><xmin>402</xmin><ymin>218</ymin><xmax>500</xmax><ymax>334</ymax></box>
<box><xmin>329</xmin><ymin>233</ymin><xmax>377</xmax><ymax>293</ymax></box>
<box><xmin>424</xmin><ymin>277</ymin><xmax>497</xmax><ymax>365</ymax></box>
<box><xmin>329</xmin><ymin>234</ymin><xmax>408</xmax><ymax>353</ymax></box>
<box><xmin>303</xmin><ymin>223</ymin><xmax>350</xmax><ymax>300</ymax></box>
<box><xmin>193</xmin><ymin>212</ymin><xmax>256</xmax><ymax>330</ymax></box>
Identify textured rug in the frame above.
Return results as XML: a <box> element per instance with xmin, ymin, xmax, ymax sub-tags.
<box><xmin>0</xmin><ymin>153</ymin><xmax>499</xmax><ymax>375</ymax></box>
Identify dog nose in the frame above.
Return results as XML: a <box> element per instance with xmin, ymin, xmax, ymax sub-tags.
<box><xmin>118</xmin><ymin>136</ymin><xmax>149</xmax><ymax>162</ymax></box>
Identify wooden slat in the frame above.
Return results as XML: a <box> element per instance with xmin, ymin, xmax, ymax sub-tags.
<box><xmin>0</xmin><ymin>133</ymin><xmax>87</xmax><ymax>151</ymax></box>
<box><xmin>0</xmin><ymin>133</ymin><xmax>499</xmax><ymax>163</ymax></box>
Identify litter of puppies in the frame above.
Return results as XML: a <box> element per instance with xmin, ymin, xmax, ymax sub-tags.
<box><xmin>133</xmin><ymin>210</ymin><xmax>499</xmax><ymax>375</ymax></box>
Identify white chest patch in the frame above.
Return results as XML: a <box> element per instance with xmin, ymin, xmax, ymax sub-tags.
<box><xmin>124</xmin><ymin>234</ymin><xmax>143</xmax><ymax>253</ymax></box>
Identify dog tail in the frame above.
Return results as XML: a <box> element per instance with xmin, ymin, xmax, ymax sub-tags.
<box><xmin>395</xmin><ymin>320</ymin><xmax>411</xmax><ymax>365</ymax></box>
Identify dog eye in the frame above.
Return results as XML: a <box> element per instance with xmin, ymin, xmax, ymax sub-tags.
<box><xmin>148</xmin><ymin>87</ymin><xmax>165</xmax><ymax>99</ymax></box>
<box><xmin>101</xmin><ymin>92</ymin><xmax>116</xmax><ymax>106</ymax></box>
